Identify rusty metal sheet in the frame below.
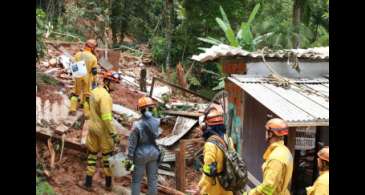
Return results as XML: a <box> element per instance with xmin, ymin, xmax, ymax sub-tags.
<box><xmin>156</xmin><ymin>116</ymin><xmax>197</xmax><ymax>147</ymax></box>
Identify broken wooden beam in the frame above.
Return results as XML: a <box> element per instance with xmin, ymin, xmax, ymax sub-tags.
<box><xmin>163</xmin><ymin>110</ymin><xmax>203</xmax><ymax>118</ymax></box>
<box><xmin>36</xmin><ymin>128</ymin><xmax>86</xmax><ymax>153</ymax></box>
<box><xmin>54</xmin><ymin>124</ymin><xmax>69</xmax><ymax>135</ymax></box>
<box><xmin>149</xmin><ymin>77</ymin><xmax>211</xmax><ymax>101</ymax></box>
<box><xmin>175</xmin><ymin>140</ymin><xmax>187</xmax><ymax>192</ymax></box>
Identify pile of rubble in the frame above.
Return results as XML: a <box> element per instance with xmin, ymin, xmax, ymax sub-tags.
<box><xmin>36</xmin><ymin>41</ymin><xmax>212</xmax><ymax>194</ymax></box>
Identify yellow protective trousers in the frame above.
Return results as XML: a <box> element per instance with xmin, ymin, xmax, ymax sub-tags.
<box><xmin>85</xmin><ymin>125</ymin><xmax>114</xmax><ymax>177</ymax></box>
<box><xmin>84</xmin><ymin>86</ymin><xmax>116</xmax><ymax>177</ymax></box>
<box><xmin>70</xmin><ymin>75</ymin><xmax>94</xmax><ymax>117</ymax></box>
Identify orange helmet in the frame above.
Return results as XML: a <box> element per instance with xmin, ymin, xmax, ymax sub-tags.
<box><xmin>137</xmin><ymin>96</ymin><xmax>155</xmax><ymax>110</ymax></box>
<box><xmin>100</xmin><ymin>70</ymin><xmax>120</xmax><ymax>83</ymax></box>
<box><xmin>205</xmin><ymin>104</ymin><xmax>224</xmax><ymax>126</ymax></box>
<box><xmin>85</xmin><ymin>39</ymin><xmax>98</xmax><ymax>49</ymax></box>
<box><xmin>265</xmin><ymin>118</ymin><xmax>288</xmax><ymax>136</ymax></box>
<box><xmin>317</xmin><ymin>146</ymin><xmax>329</xmax><ymax>162</ymax></box>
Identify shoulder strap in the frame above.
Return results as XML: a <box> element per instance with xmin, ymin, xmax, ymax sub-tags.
<box><xmin>207</xmin><ymin>135</ymin><xmax>228</xmax><ymax>154</ymax></box>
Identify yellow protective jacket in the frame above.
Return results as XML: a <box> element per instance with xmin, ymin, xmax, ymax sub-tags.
<box><xmin>247</xmin><ymin>140</ymin><xmax>293</xmax><ymax>195</ymax></box>
<box><xmin>306</xmin><ymin>171</ymin><xmax>329</xmax><ymax>195</ymax></box>
<box><xmin>72</xmin><ymin>50</ymin><xmax>98</xmax><ymax>99</ymax></box>
<box><xmin>198</xmin><ymin>135</ymin><xmax>233</xmax><ymax>195</ymax></box>
<box><xmin>85</xmin><ymin>86</ymin><xmax>117</xmax><ymax>153</ymax></box>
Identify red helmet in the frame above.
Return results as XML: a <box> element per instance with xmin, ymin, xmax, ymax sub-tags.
<box><xmin>265</xmin><ymin>118</ymin><xmax>288</xmax><ymax>136</ymax></box>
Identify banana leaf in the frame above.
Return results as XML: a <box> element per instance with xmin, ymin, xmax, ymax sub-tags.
<box><xmin>247</xmin><ymin>4</ymin><xmax>260</xmax><ymax>25</ymax></box>
<box><xmin>216</xmin><ymin>18</ymin><xmax>239</xmax><ymax>47</ymax></box>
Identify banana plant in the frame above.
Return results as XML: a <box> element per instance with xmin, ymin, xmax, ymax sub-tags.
<box><xmin>198</xmin><ymin>3</ymin><xmax>272</xmax><ymax>52</ymax></box>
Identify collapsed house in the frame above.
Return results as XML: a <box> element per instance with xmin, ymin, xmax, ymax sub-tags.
<box><xmin>36</xmin><ymin>41</ymin><xmax>213</xmax><ymax>194</ymax></box>
<box><xmin>192</xmin><ymin>44</ymin><xmax>329</xmax><ymax>194</ymax></box>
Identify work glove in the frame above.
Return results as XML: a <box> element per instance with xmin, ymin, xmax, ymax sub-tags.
<box><xmin>123</xmin><ymin>159</ymin><xmax>134</xmax><ymax>171</ymax></box>
<box><xmin>110</xmin><ymin>133</ymin><xmax>120</xmax><ymax>145</ymax></box>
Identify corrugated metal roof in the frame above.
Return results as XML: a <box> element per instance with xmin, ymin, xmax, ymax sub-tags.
<box><xmin>228</xmin><ymin>75</ymin><xmax>329</xmax><ymax>126</ymax></box>
<box><xmin>156</xmin><ymin>116</ymin><xmax>197</xmax><ymax>147</ymax></box>
<box><xmin>191</xmin><ymin>44</ymin><xmax>329</xmax><ymax>63</ymax></box>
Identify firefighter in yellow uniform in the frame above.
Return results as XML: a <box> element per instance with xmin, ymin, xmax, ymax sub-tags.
<box><xmin>306</xmin><ymin>146</ymin><xmax>329</xmax><ymax>195</ymax></box>
<box><xmin>78</xmin><ymin>72</ymin><xmax>120</xmax><ymax>192</ymax></box>
<box><xmin>243</xmin><ymin>118</ymin><xmax>293</xmax><ymax>195</ymax></box>
<box><xmin>198</xmin><ymin>104</ymin><xmax>233</xmax><ymax>195</ymax></box>
<box><xmin>69</xmin><ymin>39</ymin><xmax>99</xmax><ymax>118</ymax></box>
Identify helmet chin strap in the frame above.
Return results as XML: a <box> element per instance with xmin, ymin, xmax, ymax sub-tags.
<box><xmin>266</xmin><ymin>131</ymin><xmax>273</xmax><ymax>144</ymax></box>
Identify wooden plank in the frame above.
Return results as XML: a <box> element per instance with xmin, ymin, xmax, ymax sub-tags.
<box><xmin>287</xmin><ymin>127</ymin><xmax>296</xmax><ymax>191</ymax></box>
<box><xmin>175</xmin><ymin>140</ymin><xmax>186</xmax><ymax>192</ymax></box>
<box><xmin>36</xmin><ymin>128</ymin><xmax>86</xmax><ymax>153</ymax></box>
<box><xmin>163</xmin><ymin>110</ymin><xmax>203</xmax><ymax>118</ymax></box>
<box><xmin>158</xmin><ymin>169</ymin><xmax>175</xmax><ymax>177</ymax></box>
<box><xmin>54</xmin><ymin>124</ymin><xmax>70</xmax><ymax>135</ymax></box>
<box><xmin>63</xmin><ymin>111</ymin><xmax>83</xmax><ymax>127</ymax></box>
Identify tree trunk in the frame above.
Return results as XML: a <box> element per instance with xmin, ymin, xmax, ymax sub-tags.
<box><xmin>292</xmin><ymin>0</ymin><xmax>304</xmax><ymax>48</ymax></box>
<box><xmin>165</xmin><ymin>0</ymin><xmax>173</xmax><ymax>76</ymax></box>
<box><xmin>119</xmin><ymin>0</ymin><xmax>128</xmax><ymax>44</ymax></box>
<box><xmin>111</xmin><ymin>0</ymin><xmax>120</xmax><ymax>46</ymax></box>
<box><xmin>140</xmin><ymin>68</ymin><xmax>147</xmax><ymax>92</ymax></box>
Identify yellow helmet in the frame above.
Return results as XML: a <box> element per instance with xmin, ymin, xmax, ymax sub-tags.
<box><xmin>265</xmin><ymin>118</ymin><xmax>288</xmax><ymax>136</ymax></box>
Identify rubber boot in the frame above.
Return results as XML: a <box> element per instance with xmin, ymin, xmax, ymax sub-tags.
<box><xmin>105</xmin><ymin>176</ymin><xmax>113</xmax><ymax>192</ymax></box>
<box><xmin>69</xmin><ymin>96</ymin><xmax>78</xmax><ymax>115</ymax></box>
<box><xmin>78</xmin><ymin>175</ymin><xmax>93</xmax><ymax>192</ymax></box>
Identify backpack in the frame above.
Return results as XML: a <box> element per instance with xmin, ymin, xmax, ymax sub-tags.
<box><xmin>207</xmin><ymin>134</ymin><xmax>248</xmax><ymax>192</ymax></box>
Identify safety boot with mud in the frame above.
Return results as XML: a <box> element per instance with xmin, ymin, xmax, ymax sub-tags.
<box><xmin>104</xmin><ymin>176</ymin><xmax>113</xmax><ymax>192</ymax></box>
<box><xmin>77</xmin><ymin>175</ymin><xmax>94</xmax><ymax>192</ymax></box>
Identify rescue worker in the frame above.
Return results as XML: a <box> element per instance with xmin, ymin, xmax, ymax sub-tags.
<box><xmin>126</xmin><ymin>96</ymin><xmax>161</xmax><ymax>195</ymax></box>
<box><xmin>78</xmin><ymin>73</ymin><xmax>120</xmax><ymax>192</ymax></box>
<box><xmin>243</xmin><ymin>118</ymin><xmax>293</xmax><ymax>195</ymax></box>
<box><xmin>306</xmin><ymin>146</ymin><xmax>329</xmax><ymax>195</ymax></box>
<box><xmin>197</xmin><ymin>104</ymin><xmax>233</xmax><ymax>195</ymax></box>
<box><xmin>69</xmin><ymin>39</ymin><xmax>99</xmax><ymax>118</ymax></box>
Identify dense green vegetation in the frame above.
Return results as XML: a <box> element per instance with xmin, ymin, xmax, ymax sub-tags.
<box><xmin>36</xmin><ymin>0</ymin><xmax>329</xmax><ymax>94</ymax></box>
